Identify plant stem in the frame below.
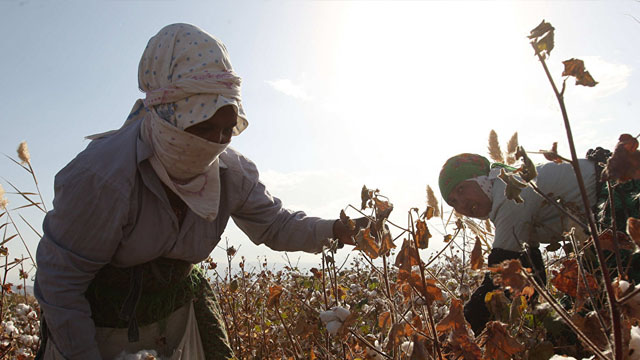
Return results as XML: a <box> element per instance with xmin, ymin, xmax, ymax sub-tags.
<box><xmin>606</xmin><ymin>181</ymin><xmax>625</xmax><ymax>278</ymax></box>
<box><xmin>618</xmin><ymin>284</ymin><xmax>640</xmax><ymax>305</ymax></box>
<box><xmin>27</xmin><ymin>162</ymin><xmax>47</xmax><ymax>213</ymax></box>
<box><xmin>275</xmin><ymin>303</ymin><xmax>301</xmax><ymax>359</ymax></box>
<box><xmin>5</xmin><ymin>210</ymin><xmax>35</xmax><ymax>267</ymax></box>
<box><xmin>424</xmin><ymin>228</ymin><xmax>461</xmax><ymax>268</ymax></box>
<box><xmin>381</xmin><ymin>255</ymin><xmax>396</xmax><ymax>324</ymax></box>
<box><xmin>321</xmin><ymin>253</ymin><xmax>331</xmax><ymax>359</ymax></box>
<box><xmin>525</xmin><ymin>272</ymin><xmax>608</xmax><ymax>360</ymax></box>
<box><xmin>409</xmin><ymin>212</ymin><xmax>443</xmax><ymax>360</ymax></box>
<box><xmin>532</xmin><ymin>42</ymin><xmax>622</xmax><ymax>359</ymax></box>
<box><xmin>529</xmin><ymin>183</ymin><xmax>589</xmax><ymax>232</ymax></box>
<box><xmin>349</xmin><ymin>330</ymin><xmax>393</xmax><ymax>359</ymax></box>
<box><xmin>0</xmin><ymin>255</ymin><xmax>7</xmax><ymax>321</ymax></box>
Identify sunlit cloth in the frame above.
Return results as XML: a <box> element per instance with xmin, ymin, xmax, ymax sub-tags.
<box><xmin>88</xmin><ymin>23</ymin><xmax>249</xmax><ymax>221</ymax></box>
<box><xmin>438</xmin><ymin>153</ymin><xmax>491</xmax><ymax>205</ymax></box>
<box><xmin>140</xmin><ymin>106</ymin><xmax>228</xmax><ymax>221</ymax></box>
<box><xmin>468</xmin><ymin>175</ymin><xmax>492</xmax><ymax>201</ymax></box>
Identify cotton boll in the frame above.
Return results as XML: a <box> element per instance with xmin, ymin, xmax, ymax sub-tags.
<box><xmin>325</xmin><ymin>320</ymin><xmax>342</xmax><ymax>336</ymax></box>
<box><xmin>618</xmin><ymin>280</ymin><xmax>631</xmax><ymax>293</ymax></box>
<box><xmin>19</xmin><ymin>334</ymin><xmax>33</xmax><ymax>346</ymax></box>
<box><xmin>400</xmin><ymin>341</ymin><xmax>414</xmax><ymax>355</ymax></box>
<box><xmin>14</xmin><ymin>303</ymin><xmax>31</xmax><ymax>317</ymax></box>
<box><xmin>629</xmin><ymin>325</ymin><xmax>640</xmax><ymax>360</ymax></box>
<box><xmin>319</xmin><ymin>310</ymin><xmax>339</xmax><ymax>324</ymax></box>
<box><xmin>458</xmin><ymin>285</ymin><xmax>471</xmax><ymax>298</ymax></box>
<box><xmin>27</xmin><ymin>310</ymin><xmax>38</xmax><ymax>320</ymax></box>
<box><xmin>446</xmin><ymin>279</ymin><xmax>457</xmax><ymax>291</ymax></box>
<box><xmin>114</xmin><ymin>349</ymin><xmax>160</xmax><ymax>360</ymax></box>
<box><xmin>333</xmin><ymin>306</ymin><xmax>350</xmax><ymax>322</ymax></box>
<box><xmin>549</xmin><ymin>356</ymin><xmax>577</xmax><ymax>360</ymax></box>
<box><xmin>3</xmin><ymin>321</ymin><xmax>19</xmax><ymax>337</ymax></box>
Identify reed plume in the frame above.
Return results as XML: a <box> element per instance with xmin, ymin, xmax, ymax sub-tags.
<box><xmin>0</xmin><ymin>184</ymin><xmax>7</xmax><ymax>209</ymax></box>
<box><xmin>17</xmin><ymin>141</ymin><xmax>30</xmax><ymax>165</ymax></box>
<box><xmin>505</xmin><ymin>132</ymin><xmax>519</xmax><ymax>165</ymax></box>
<box><xmin>487</xmin><ymin>130</ymin><xmax>504</xmax><ymax>163</ymax></box>
<box><xmin>426</xmin><ymin>185</ymin><xmax>440</xmax><ymax>217</ymax></box>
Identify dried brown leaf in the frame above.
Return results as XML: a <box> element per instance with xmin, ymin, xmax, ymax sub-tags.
<box><xmin>436</xmin><ymin>299</ymin><xmax>469</xmax><ymax>334</ymax></box>
<box><xmin>379</xmin><ymin>229</ymin><xmax>396</xmax><ymax>257</ymax></box>
<box><xmin>489</xmin><ymin>259</ymin><xmax>529</xmax><ymax>295</ymax></box>
<box><xmin>562</xmin><ymin>58</ymin><xmax>598</xmax><ymax>87</ymax></box>
<box><xmin>470</xmin><ymin>237</ymin><xmax>484</xmax><ymax>270</ymax></box>
<box><xmin>398</xmin><ymin>270</ymin><xmax>443</xmax><ymax>305</ymax></box>
<box><xmin>415</xmin><ymin>220</ymin><xmax>431</xmax><ymax>249</ymax></box>
<box><xmin>515</xmin><ymin>146</ymin><xmax>537</xmax><ymax>182</ymax></box>
<box><xmin>497</xmin><ymin>169</ymin><xmax>527</xmax><ymax>204</ymax></box>
<box><xmin>354</xmin><ymin>227</ymin><xmax>381</xmax><ymax>259</ymax></box>
<box><xmin>528</xmin><ymin>20</ymin><xmax>554</xmax><ymax>40</ymax></box>
<box><xmin>378</xmin><ymin>311</ymin><xmax>391</xmax><ymax>330</ymax></box>
<box><xmin>551</xmin><ymin>258</ymin><xmax>599</xmax><ymax>310</ymax></box>
<box><xmin>395</xmin><ymin>239</ymin><xmax>420</xmax><ymax>271</ymax></box>
<box><xmin>267</xmin><ymin>285</ymin><xmax>283</xmax><ymax>308</ymax></box>
<box><xmin>387</xmin><ymin>322</ymin><xmax>413</xmax><ymax>351</ymax></box>
<box><xmin>361</xmin><ymin>185</ymin><xmax>373</xmax><ymax>210</ymax></box>
<box><xmin>541</xmin><ymin>142</ymin><xmax>563</xmax><ymax>163</ymax></box>
<box><xmin>598</xmin><ymin>229</ymin><xmax>636</xmax><ymax>252</ymax></box>
<box><xmin>480</xmin><ymin>321</ymin><xmax>525</xmax><ymax>360</ymax></box>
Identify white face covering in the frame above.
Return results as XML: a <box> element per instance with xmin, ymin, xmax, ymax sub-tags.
<box><xmin>469</xmin><ymin>175</ymin><xmax>493</xmax><ymax>200</ymax></box>
<box><xmin>88</xmin><ymin>23</ymin><xmax>249</xmax><ymax>222</ymax></box>
<box><xmin>140</xmin><ymin>108</ymin><xmax>229</xmax><ymax>221</ymax></box>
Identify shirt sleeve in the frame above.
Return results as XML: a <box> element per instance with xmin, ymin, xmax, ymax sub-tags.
<box><xmin>35</xmin><ymin>165</ymin><xmax>128</xmax><ymax>359</ymax></box>
<box><xmin>230</xmin><ymin>165</ymin><xmax>335</xmax><ymax>254</ymax></box>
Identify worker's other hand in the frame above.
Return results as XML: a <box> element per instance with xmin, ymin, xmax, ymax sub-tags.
<box><xmin>332</xmin><ymin>217</ymin><xmax>370</xmax><ymax>247</ymax></box>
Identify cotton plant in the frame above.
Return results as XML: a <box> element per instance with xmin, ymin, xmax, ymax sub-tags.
<box><xmin>1</xmin><ymin>302</ymin><xmax>41</xmax><ymax>359</ymax></box>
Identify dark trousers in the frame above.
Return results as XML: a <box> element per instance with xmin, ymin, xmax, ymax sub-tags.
<box><xmin>464</xmin><ymin>247</ymin><xmax>546</xmax><ymax>335</ymax></box>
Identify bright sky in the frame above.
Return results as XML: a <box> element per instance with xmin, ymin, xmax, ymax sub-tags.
<box><xmin>1</xmin><ymin>1</ymin><xmax>638</xmax><ymax>281</ymax></box>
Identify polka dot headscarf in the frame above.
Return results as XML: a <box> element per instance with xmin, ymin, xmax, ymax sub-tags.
<box><xmin>138</xmin><ymin>23</ymin><xmax>248</xmax><ymax>134</ymax></box>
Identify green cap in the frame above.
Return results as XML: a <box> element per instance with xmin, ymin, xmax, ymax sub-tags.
<box><xmin>438</xmin><ymin>153</ymin><xmax>490</xmax><ymax>205</ymax></box>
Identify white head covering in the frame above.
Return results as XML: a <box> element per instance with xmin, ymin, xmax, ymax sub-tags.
<box><xmin>90</xmin><ymin>23</ymin><xmax>248</xmax><ymax>222</ymax></box>
<box><xmin>469</xmin><ymin>168</ymin><xmax>501</xmax><ymax>201</ymax></box>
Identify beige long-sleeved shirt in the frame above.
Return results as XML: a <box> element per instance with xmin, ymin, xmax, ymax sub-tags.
<box><xmin>34</xmin><ymin>119</ymin><xmax>334</xmax><ymax>359</ymax></box>
<box><xmin>489</xmin><ymin>159</ymin><xmax>597</xmax><ymax>252</ymax></box>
